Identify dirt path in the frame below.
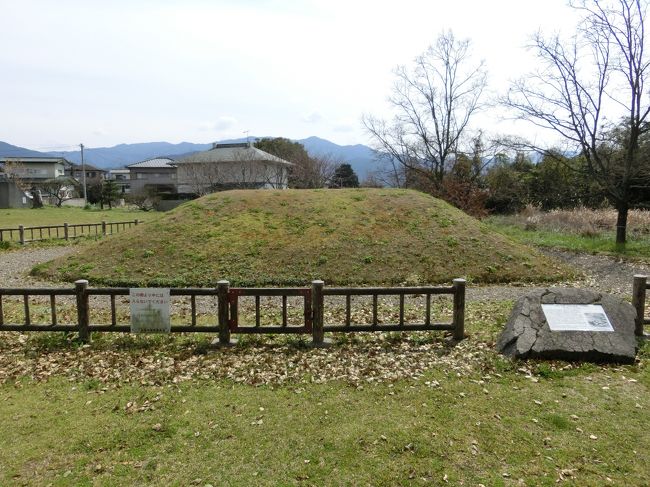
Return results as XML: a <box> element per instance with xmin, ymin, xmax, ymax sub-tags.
<box><xmin>1</xmin><ymin>245</ymin><xmax>648</xmax><ymax>302</ymax></box>
<box><xmin>468</xmin><ymin>249</ymin><xmax>650</xmax><ymax>302</ymax></box>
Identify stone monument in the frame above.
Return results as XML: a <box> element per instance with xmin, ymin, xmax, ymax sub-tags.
<box><xmin>497</xmin><ymin>288</ymin><xmax>637</xmax><ymax>364</ymax></box>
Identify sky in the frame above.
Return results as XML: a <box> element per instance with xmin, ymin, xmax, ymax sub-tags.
<box><xmin>0</xmin><ymin>0</ymin><xmax>583</xmax><ymax>151</ymax></box>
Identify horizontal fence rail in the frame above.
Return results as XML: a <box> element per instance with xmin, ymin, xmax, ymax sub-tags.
<box><xmin>632</xmin><ymin>275</ymin><xmax>649</xmax><ymax>336</ymax></box>
<box><xmin>318</xmin><ymin>280</ymin><xmax>465</xmax><ymax>341</ymax></box>
<box><xmin>227</xmin><ymin>286</ymin><xmax>313</xmax><ymax>334</ymax></box>
<box><xmin>0</xmin><ymin>278</ymin><xmax>467</xmax><ymax>346</ymax></box>
<box><xmin>0</xmin><ymin>220</ymin><xmax>139</xmax><ymax>244</ymax></box>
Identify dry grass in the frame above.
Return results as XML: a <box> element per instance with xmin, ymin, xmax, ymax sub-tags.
<box><xmin>501</xmin><ymin>206</ymin><xmax>650</xmax><ymax>238</ymax></box>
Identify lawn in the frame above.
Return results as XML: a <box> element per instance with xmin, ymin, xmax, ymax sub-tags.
<box><xmin>0</xmin><ymin>206</ymin><xmax>159</xmax><ymax>228</ymax></box>
<box><xmin>0</xmin><ymin>301</ymin><xmax>648</xmax><ymax>486</ymax></box>
<box><xmin>0</xmin><ymin>206</ymin><xmax>161</xmax><ymax>248</ymax></box>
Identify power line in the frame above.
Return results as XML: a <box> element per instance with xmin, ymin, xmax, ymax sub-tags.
<box><xmin>35</xmin><ymin>144</ymin><xmax>80</xmax><ymax>151</ymax></box>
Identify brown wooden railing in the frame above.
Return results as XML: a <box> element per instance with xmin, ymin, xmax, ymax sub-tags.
<box><xmin>632</xmin><ymin>275</ymin><xmax>649</xmax><ymax>336</ymax></box>
<box><xmin>0</xmin><ymin>278</ymin><xmax>466</xmax><ymax>346</ymax></box>
<box><xmin>0</xmin><ymin>220</ymin><xmax>139</xmax><ymax>244</ymax></box>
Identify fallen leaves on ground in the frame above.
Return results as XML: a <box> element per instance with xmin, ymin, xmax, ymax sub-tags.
<box><xmin>0</xmin><ymin>331</ymin><xmax>495</xmax><ymax>387</ymax></box>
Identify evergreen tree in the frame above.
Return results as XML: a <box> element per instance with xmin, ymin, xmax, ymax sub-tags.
<box><xmin>330</xmin><ymin>164</ymin><xmax>359</xmax><ymax>188</ymax></box>
<box><xmin>102</xmin><ymin>180</ymin><xmax>121</xmax><ymax>209</ymax></box>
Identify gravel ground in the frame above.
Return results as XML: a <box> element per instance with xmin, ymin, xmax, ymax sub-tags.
<box><xmin>468</xmin><ymin>248</ymin><xmax>650</xmax><ymax>302</ymax></box>
<box><xmin>1</xmin><ymin>245</ymin><xmax>648</xmax><ymax>301</ymax></box>
<box><xmin>0</xmin><ymin>247</ymin><xmax>76</xmax><ymax>288</ymax></box>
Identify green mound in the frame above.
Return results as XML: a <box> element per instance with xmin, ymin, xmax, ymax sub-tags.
<box><xmin>33</xmin><ymin>189</ymin><xmax>573</xmax><ymax>286</ymax></box>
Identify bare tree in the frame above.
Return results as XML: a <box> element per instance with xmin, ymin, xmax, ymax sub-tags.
<box><xmin>1</xmin><ymin>160</ymin><xmax>45</xmax><ymax>207</ymax></box>
<box><xmin>126</xmin><ymin>187</ymin><xmax>160</xmax><ymax>211</ymax></box>
<box><xmin>295</xmin><ymin>153</ymin><xmax>337</xmax><ymax>188</ymax></box>
<box><xmin>235</xmin><ymin>153</ymin><xmax>265</xmax><ymax>188</ymax></box>
<box><xmin>264</xmin><ymin>162</ymin><xmax>291</xmax><ymax>189</ymax></box>
<box><xmin>181</xmin><ymin>162</ymin><xmax>226</xmax><ymax>196</ymax></box>
<box><xmin>40</xmin><ymin>177</ymin><xmax>78</xmax><ymax>207</ymax></box>
<box><xmin>372</xmin><ymin>152</ymin><xmax>407</xmax><ymax>188</ymax></box>
<box><xmin>1</xmin><ymin>159</ymin><xmax>30</xmax><ymax>193</ymax></box>
<box><xmin>504</xmin><ymin>0</ymin><xmax>650</xmax><ymax>244</ymax></box>
<box><xmin>253</xmin><ymin>137</ymin><xmax>336</xmax><ymax>188</ymax></box>
<box><xmin>359</xmin><ymin>172</ymin><xmax>384</xmax><ymax>188</ymax></box>
<box><xmin>363</xmin><ymin>30</ymin><xmax>488</xmax><ymax>193</ymax></box>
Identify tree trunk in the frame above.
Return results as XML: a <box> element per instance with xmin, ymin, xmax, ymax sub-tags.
<box><xmin>616</xmin><ymin>203</ymin><xmax>628</xmax><ymax>245</ymax></box>
<box><xmin>32</xmin><ymin>189</ymin><xmax>43</xmax><ymax>208</ymax></box>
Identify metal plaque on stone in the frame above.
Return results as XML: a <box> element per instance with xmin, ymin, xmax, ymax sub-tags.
<box><xmin>542</xmin><ymin>304</ymin><xmax>614</xmax><ymax>332</ymax></box>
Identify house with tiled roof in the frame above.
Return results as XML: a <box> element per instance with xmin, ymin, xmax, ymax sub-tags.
<box><xmin>175</xmin><ymin>142</ymin><xmax>291</xmax><ymax>195</ymax></box>
<box><xmin>0</xmin><ymin>156</ymin><xmax>71</xmax><ymax>185</ymax></box>
<box><xmin>126</xmin><ymin>157</ymin><xmax>177</xmax><ymax>195</ymax></box>
<box><xmin>0</xmin><ymin>156</ymin><xmax>75</xmax><ymax>208</ymax></box>
<box><xmin>66</xmin><ymin>163</ymin><xmax>107</xmax><ymax>182</ymax></box>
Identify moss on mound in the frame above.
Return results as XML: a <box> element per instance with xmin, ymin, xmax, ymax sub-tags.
<box><xmin>33</xmin><ymin>189</ymin><xmax>573</xmax><ymax>286</ymax></box>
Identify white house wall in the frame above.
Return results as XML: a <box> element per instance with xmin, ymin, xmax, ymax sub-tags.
<box><xmin>9</xmin><ymin>162</ymin><xmax>65</xmax><ymax>180</ymax></box>
<box><xmin>177</xmin><ymin>160</ymin><xmax>288</xmax><ymax>193</ymax></box>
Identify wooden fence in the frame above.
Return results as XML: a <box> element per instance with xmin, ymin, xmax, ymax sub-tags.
<box><xmin>0</xmin><ymin>220</ymin><xmax>140</xmax><ymax>244</ymax></box>
<box><xmin>632</xmin><ymin>275</ymin><xmax>649</xmax><ymax>336</ymax></box>
<box><xmin>0</xmin><ymin>278</ymin><xmax>466</xmax><ymax>346</ymax></box>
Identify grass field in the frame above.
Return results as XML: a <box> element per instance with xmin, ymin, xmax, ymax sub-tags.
<box><xmin>32</xmin><ymin>189</ymin><xmax>574</xmax><ymax>286</ymax></box>
<box><xmin>487</xmin><ymin>208</ymin><xmax>650</xmax><ymax>261</ymax></box>
<box><xmin>3</xmin><ymin>196</ymin><xmax>647</xmax><ymax>484</ymax></box>
<box><xmin>0</xmin><ymin>206</ymin><xmax>161</xmax><ymax>248</ymax></box>
<box><xmin>0</xmin><ymin>301</ymin><xmax>648</xmax><ymax>486</ymax></box>
<box><xmin>0</xmin><ymin>206</ymin><xmax>158</xmax><ymax>228</ymax></box>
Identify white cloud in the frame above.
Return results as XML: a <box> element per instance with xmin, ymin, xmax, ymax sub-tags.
<box><xmin>198</xmin><ymin>116</ymin><xmax>238</xmax><ymax>132</ymax></box>
<box><xmin>332</xmin><ymin>119</ymin><xmax>356</xmax><ymax>133</ymax></box>
<box><xmin>214</xmin><ymin>116</ymin><xmax>238</xmax><ymax>131</ymax></box>
<box><xmin>302</xmin><ymin>112</ymin><xmax>323</xmax><ymax>124</ymax></box>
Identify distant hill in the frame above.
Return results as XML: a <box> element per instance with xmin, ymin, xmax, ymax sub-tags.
<box><xmin>0</xmin><ymin>141</ymin><xmax>49</xmax><ymax>158</ymax></box>
<box><xmin>299</xmin><ymin>136</ymin><xmax>376</xmax><ymax>179</ymax></box>
<box><xmin>0</xmin><ymin>136</ymin><xmax>378</xmax><ymax>179</ymax></box>
<box><xmin>52</xmin><ymin>141</ymin><xmax>213</xmax><ymax>168</ymax></box>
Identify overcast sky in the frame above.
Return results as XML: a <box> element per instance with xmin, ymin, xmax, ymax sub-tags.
<box><xmin>1</xmin><ymin>0</ymin><xmax>582</xmax><ymax>151</ymax></box>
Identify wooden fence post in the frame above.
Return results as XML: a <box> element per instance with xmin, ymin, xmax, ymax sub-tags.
<box><xmin>633</xmin><ymin>275</ymin><xmax>647</xmax><ymax>337</ymax></box>
<box><xmin>63</xmin><ymin>222</ymin><xmax>69</xmax><ymax>240</ymax></box>
<box><xmin>452</xmin><ymin>278</ymin><xmax>466</xmax><ymax>340</ymax></box>
<box><xmin>75</xmin><ymin>279</ymin><xmax>90</xmax><ymax>343</ymax></box>
<box><xmin>134</xmin><ymin>219</ymin><xmax>139</xmax><ymax>226</ymax></box>
<box><xmin>18</xmin><ymin>225</ymin><xmax>25</xmax><ymax>245</ymax></box>
<box><xmin>101</xmin><ymin>220</ymin><xmax>107</xmax><ymax>236</ymax></box>
<box><xmin>217</xmin><ymin>280</ymin><xmax>232</xmax><ymax>346</ymax></box>
<box><xmin>311</xmin><ymin>280</ymin><xmax>326</xmax><ymax>347</ymax></box>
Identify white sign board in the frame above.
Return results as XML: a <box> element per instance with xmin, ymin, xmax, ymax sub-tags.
<box><xmin>130</xmin><ymin>288</ymin><xmax>171</xmax><ymax>333</ymax></box>
<box><xmin>542</xmin><ymin>304</ymin><xmax>614</xmax><ymax>332</ymax></box>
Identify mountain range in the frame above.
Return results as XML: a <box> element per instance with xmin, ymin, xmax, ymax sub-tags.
<box><xmin>0</xmin><ymin>137</ymin><xmax>378</xmax><ymax>179</ymax></box>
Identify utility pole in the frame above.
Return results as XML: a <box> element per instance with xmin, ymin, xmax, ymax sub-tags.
<box><xmin>80</xmin><ymin>143</ymin><xmax>87</xmax><ymax>205</ymax></box>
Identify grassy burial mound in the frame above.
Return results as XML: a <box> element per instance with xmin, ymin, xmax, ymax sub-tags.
<box><xmin>33</xmin><ymin>189</ymin><xmax>572</xmax><ymax>286</ymax></box>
